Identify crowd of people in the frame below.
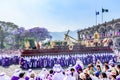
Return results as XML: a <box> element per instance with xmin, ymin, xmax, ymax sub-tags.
<box><xmin>20</xmin><ymin>53</ymin><xmax>115</xmax><ymax>69</ymax></box>
<box><xmin>0</xmin><ymin>49</ymin><xmax>120</xmax><ymax>80</ymax></box>
<box><xmin>0</xmin><ymin>49</ymin><xmax>20</xmax><ymax>66</ymax></box>
<box><xmin>0</xmin><ymin>58</ymin><xmax>120</xmax><ymax>80</ymax></box>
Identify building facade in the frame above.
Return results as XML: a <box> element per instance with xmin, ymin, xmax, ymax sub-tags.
<box><xmin>77</xmin><ymin>18</ymin><xmax>120</xmax><ymax>50</ymax></box>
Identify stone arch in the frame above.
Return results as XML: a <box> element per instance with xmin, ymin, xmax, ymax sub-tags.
<box><xmin>88</xmin><ymin>28</ymin><xmax>94</xmax><ymax>38</ymax></box>
<box><xmin>106</xmin><ymin>25</ymin><xmax>113</xmax><ymax>32</ymax></box>
<box><xmin>93</xmin><ymin>27</ymin><xmax>98</xmax><ymax>31</ymax></box>
<box><xmin>113</xmin><ymin>22</ymin><xmax>120</xmax><ymax>30</ymax></box>
<box><xmin>89</xmin><ymin>28</ymin><xmax>94</xmax><ymax>34</ymax></box>
<box><xmin>85</xmin><ymin>30</ymin><xmax>89</xmax><ymax>34</ymax></box>
<box><xmin>113</xmin><ymin>23</ymin><xmax>120</xmax><ymax>35</ymax></box>
<box><xmin>113</xmin><ymin>37</ymin><xmax>120</xmax><ymax>48</ymax></box>
<box><xmin>80</xmin><ymin>31</ymin><xmax>85</xmax><ymax>39</ymax></box>
<box><xmin>83</xmin><ymin>31</ymin><xmax>88</xmax><ymax>38</ymax></box>
<box><xmin>98</xmin><ymin>26</ymin><xmax>106</xmax><ymax>33</ymax></box>
<box><xmin>85</xmin><ymin>30</ymin><xmax>91</xmax><ymax>38</ymax></box>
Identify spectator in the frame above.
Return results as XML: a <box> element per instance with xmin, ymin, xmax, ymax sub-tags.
<box><xmin>11</xmin><ymin>69</ymin><xmax>21</xmax><ymax>80</ymax></box>
<box><xmin>109</xmin><ymin>71</ymin><xmax>116</xmax><ymax>80</ymax></box>
<box><xmin>29</xmin><ymin>73</ymin><xmax>35</xmax><ymax>80</ymax></box>
<box><xmin>94</xmin><ymin>65</ymin><xmax>101</xmax><ymax>78</ymax></box>
<box><xmin>116</xmin><ymin>65</ymin><xmax>120</xmax><ymax>80</ymax></box>
<box><xmin>19</xmin><ymin>72</ymin><xmax>25</xmax><ymax>80</ymax></box>
<box><xmin>70</xmin><ymin>68</ymin><xmax>78</xmax><ymax>80</ymax></box>
<box><xmin>104</xmin><ymin>65</ymin><xmax>110</xmax><ymax>76</ymax></box>
<box><xmin>79</xmin><ymin>73</ymin><xmax>86</xmax><ymax>80</ymax></box>
<box><xmin>89</xmin><ymin>64</ymin><xmax>94</xmax><ymax>76</ymax></box>
<box><xmin>100</xmin><ymin>72</ymin><xmax>108</xmax><ymax>80</ymax></box>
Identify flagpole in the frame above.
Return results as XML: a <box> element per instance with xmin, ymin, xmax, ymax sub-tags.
<box><xmin>102</xmin><ymin>8</ymin><xmax>109</xmax><ymax>24</ymax></box>
<box><xmin>102</xmin><ymin>9</ymin><xmax>103</xmax><ymax>23</ymax></box>
<box><xmin>95</xmin><ymin>11</ymin><xmax>99</xmax><ymax>25</ymax></box>
<box><xmin>96</xmin><ymin>13</ymin><xmax>97</xmax><ymax>25</ymax></box>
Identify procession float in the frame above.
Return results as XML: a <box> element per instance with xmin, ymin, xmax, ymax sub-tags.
<box><xmin>20</xmin><ymin>29</ymin><xmax>115</xmax><ymax>69</ymax></box>
<box><xmin>20</xmin><ymin>18</ymin><xmax>120</xmax><ymax>69</ymax></box>
<box><xmin>21</xmin><ymin>30</ymin><xmax>113</xmax><ymax>57</ymax></box>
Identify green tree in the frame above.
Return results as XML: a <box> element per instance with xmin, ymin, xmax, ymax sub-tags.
<box><xmin>0</xmin><ymin>21</ymin><xmax>18</xmax><ymax>49</ymax></box>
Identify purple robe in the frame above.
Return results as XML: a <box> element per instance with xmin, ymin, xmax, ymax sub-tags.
<box><xmin>75</xmin><ymin>64</ymin><xmax>82</xmax><ymax>72</ymax></box>
<box><xmin>37</xmin><ymin>77</ymin><xmax>42</xmax><ymax>80</ymax></box>
<box><xmin>25</xmin><ymin>76</ymin><xmax>29</xmax><ymax>80</ymax></box>
<box><xmin>11</xmin><ymin>76</ymin><xmax>19</xmax><ymax>80</ymax></box>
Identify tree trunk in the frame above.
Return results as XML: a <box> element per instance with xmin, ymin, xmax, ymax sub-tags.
<box><xmin>1</xmin><ymin>41</ymin><xmax>4</xmax><ymax>49</ymax></box>
<box><xmin>0</xmin><ymin>29</ymin><xmax>5</xmax><ymax>49</ymax></box>
<box><xmin>0</xmin><ymin>37</ymin><xmax>5</xmax><ymax>49</ymax></box>
<box><xmin>15</xmin><ymin>39</ymin><xmax>20</xmax><ymax>49</ymax></box>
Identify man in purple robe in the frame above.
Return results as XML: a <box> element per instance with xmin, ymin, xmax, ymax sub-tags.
<box><xmin>20</xmin><ymin>57</ymin><xmax>25</xmax><ymax>69</ymax></box>
<box><xmin>37</xmin><ymin>68</ymin><xmax>49</xmax><ymax>80</ymax></box>
<box><xmin>5</xmin><ymin>57</ymin><xmax>10</xmax><ymax>66</ymax></box>
<box><xmin>11</xmin><ymin>69</ymin><xmax>21</xmax><ymax>80</ymax></box>
<box><xmin>24</xmin><ymin>60</ymin><xmax>28</xmax><ymax>69</ymax></box>
<box><xmin>50</xmin><ymin>59</ymin><xmax>54</xmax><ymax>68</ymax></box>
<box><xmin>1</xmin><ymin>57</ymin><xmax>6</xmax><ymax>67</ymax></box>
<box><xmin>13</xmin><ymin>56</ymin><xmax>19</xmax><ymax>64</ymax></box>
<box><xmin>46</xmin><ymin>70</ymin><xmax>54</xmax><ymax>80</ymax></box>
<box><xmin>0</xmin><ymin>58</ymin><xmax>1</xmax><ymax>65</ymax></box>
<box><xmin>74</xmin><ymin>59</ymin><xmax>84</xmax><ymax>72</ymax></box>
<box><xmin>52</xmin><ymin>64</ymin><xmax>64</xmax><ymax>80</ymax></box>
<box><xmin>37</xmin><ymin>58</ymin><xmax>40</xmax><ymax>68</ymax></box>
<box><xmin>25</xmin><ymin>69</ymin><xmax>37</xmax><ymax>80</ymax></box>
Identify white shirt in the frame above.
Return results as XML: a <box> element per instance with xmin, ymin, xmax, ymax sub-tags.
<box><xmin>29</xmin><ymin>78</ymin><xmax>36</xmax><ymax>80</ymax></box>
<box><xmin>18</xmin><ymin>78</ymin><xmax>25</xmax><ymax>80</ymax></box>
<box><xmin>90</xmin><ymin>75</ymin><xmax>99</xmax><ymax>80</ymax></box>
<box><xmin>52</xmin><ymin>72</ymin><xmax>64</xmax><ymax>80</ymax></box>
<box><xmin>64</xmin><ymin>75</ymin><xmax>76</xmax><ymax>80</ymax></box>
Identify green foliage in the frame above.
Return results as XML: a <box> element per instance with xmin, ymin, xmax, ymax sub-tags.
<box><xmin>24</xmin><ymin>38</ymin><xmax>35</xmax><ymax>48</ymax></box>
<box><xmin>42</xmin><ymin>41</ymin><xmax>50</xmax><ymax>46</ymax></box>
<box><xmin>0</xmin><ymin>21</ymin><xmax>52</xmax><ymax>49</ymax></box>
<box><xmin>0</xmin><ymin>21</ymin><xmax>18</xmax><ymax>49</ymax></box>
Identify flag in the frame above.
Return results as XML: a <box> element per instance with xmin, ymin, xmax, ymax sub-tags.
<box><xmin>102</xmin><ymin>8</ymin><xmax>109</xmax><ymax>13</ymax></box>
<box><xmin>96</xmin><ymin>11</ymin><xmax>99</xmax><ymax>15</ymax></box>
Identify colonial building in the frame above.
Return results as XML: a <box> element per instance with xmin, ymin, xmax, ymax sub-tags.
<box><xmin>77</xmin><ymin>18</ymin><xmax>120</xmax><ymax>50</ymax></box>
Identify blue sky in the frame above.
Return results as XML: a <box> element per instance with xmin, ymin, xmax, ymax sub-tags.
<box><xmin>0</xmin><ymin>0</ymin><xmax>120</xmax><ymax>32</ymax></box>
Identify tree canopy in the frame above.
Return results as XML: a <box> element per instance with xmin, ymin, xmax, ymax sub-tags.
<box><xmin>0</xmin><ymin>21</ymin><xmax>52</xmax><ymax>49</ymax></box>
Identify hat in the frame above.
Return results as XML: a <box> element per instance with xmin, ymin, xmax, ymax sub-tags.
<box><xmin>13</xmin><ymin>69</ymin><xmax>21</xmax><ymax>77</ymax></box>
<box><xmin>42</xmin><ymin>68</ymin><xmax>47</xmax><ymax>71</ymax></box>
<box><xmin>53</xmin><ymin>64</ymin><xmax>62</xmax><ymax>72</ymax></box>
<box><xmin>15</xmin><ymin>69</ymin><xmax>21</xmax><ymax>73</ymax></box>
<box><xmin>28</xmin><ymin>69</ymin><xmax>32</xmax><ymax>73</ymax></box>
<box><xmin>0</xmin><ymin>72</ymin><xmax>6</xmax><ymax>76</ymax></box>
